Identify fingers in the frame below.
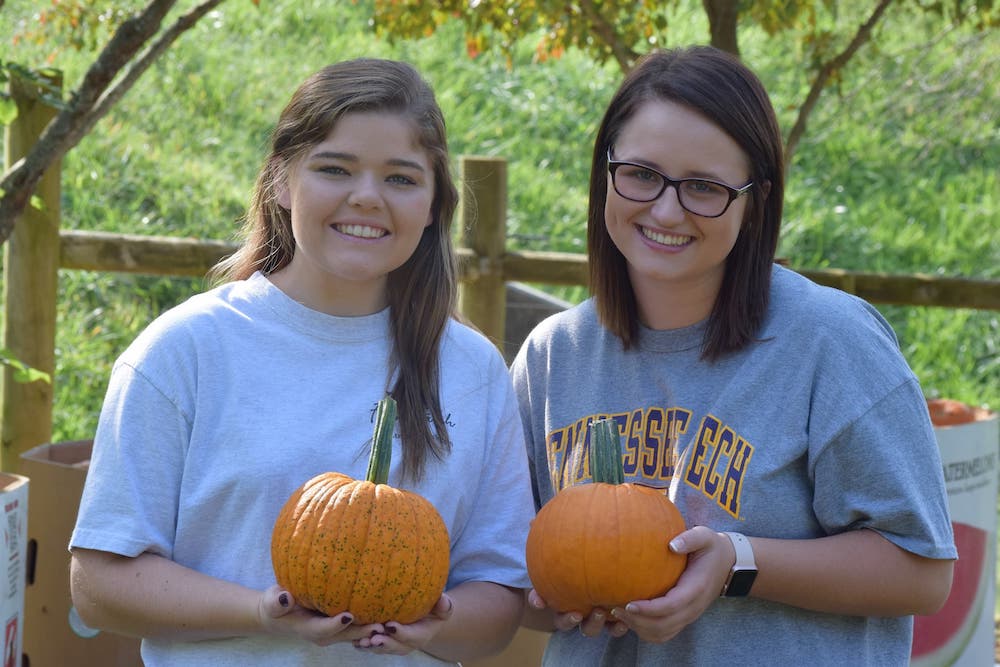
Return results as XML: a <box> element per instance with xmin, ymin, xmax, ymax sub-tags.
<box><xmin>258</xmin><ymin>585</ymin><xmax>378</xmax><ymax>646</ymax></box>
<box><xmin>353</xmin><ymin>627</ymin><xmax>399</xmax><ymax>652</ymax></box>
<box><xmin>552</xmin><ymin>610</ymin><xmax>583</xmax><ymax>632</ymax></box>
<box><xmin>578</xmin><ymin>609</ymin><xmax>607</xmax><ymax>637</ymax></box>
<box><xmin>353</xmin><ymin>593</ymin><xmax>454</xmax><ymax>655</ymax></box>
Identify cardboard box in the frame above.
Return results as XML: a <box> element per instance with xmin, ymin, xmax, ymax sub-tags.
<box><xmin>20</xmin><ymin>440</ymin><xmax>141</xmax><ymax>667</ymax></box>
<box><xmin>1</xmin><ymin>472</ymin><xmax>28</xmax><ymax>667</ymax></box>
<box><xmin>464</xmin><ymin>626</ymin><xmax>548</xmax><ymax>667</ymax></box>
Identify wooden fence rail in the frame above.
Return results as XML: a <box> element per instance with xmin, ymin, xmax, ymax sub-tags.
<box><xmin>3</xmin><ymin>84</ymin><xmax>1000</xmax><ymax>471</ymax></box>
<box><xmin>58</xmin><ymin>227</ymin><xmax>1000</xmax><ymax>308</ymax></box>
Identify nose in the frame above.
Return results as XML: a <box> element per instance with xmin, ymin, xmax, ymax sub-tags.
<box><xmin>648</xmin><ymin>182</ymin><xmax>686</xmax><ymax>224</ymax></box>
<box><xmin>347</xmin><ymin>173</ymin><xmax>383</xmax><ymax>209</ymax></box>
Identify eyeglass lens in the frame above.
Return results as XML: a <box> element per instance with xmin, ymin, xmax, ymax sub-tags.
<box><xmin>612</xmin><ymin>163</ymin><xmax>734</xmax><ymax>217</ymax></box>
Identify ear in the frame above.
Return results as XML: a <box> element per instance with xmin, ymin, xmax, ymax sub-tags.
<box><xmin>276</xmin><ymin>178</ymin><xmax>291</xmax><ymax>210</ymax></box>
<box><xmin>273</xmin><ymin>157</ymin><xmax>292</xmax><ymax>210</ymax></box>
<box><xmin>759</xmin><ymin>179</ymin><xmax>772</xmax><ymax>200</ymax></box>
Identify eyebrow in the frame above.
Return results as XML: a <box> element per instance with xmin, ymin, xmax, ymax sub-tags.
<box><xmin>616</xmin><ymin>156</ymin><xmax>737</xmax><ymax>184</ymax></box>
<box><xmin>310</xmin><ymin>151</ymin><xmax>426</xmax><ymax>172</ymax></box>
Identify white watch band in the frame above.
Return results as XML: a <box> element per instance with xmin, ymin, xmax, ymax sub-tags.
<box><xmin>721</xmin><ymin>532</ymin><xmax>757</xmax><ymax>597</ymax></box>
<box><xmin>724</xmin><ymin>532</ymin><xmax>755</xmax><ymax>565</ymax></box>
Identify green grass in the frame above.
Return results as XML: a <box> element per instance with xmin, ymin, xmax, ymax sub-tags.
<box><xmin>1</xmin><ymin>0</ymin><xmax>997</xmax><ymax>439</ymax></box>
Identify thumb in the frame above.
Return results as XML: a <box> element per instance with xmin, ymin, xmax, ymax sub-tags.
<box><xmin>260</xmin><ymin>585</ymin><xmax>295</xmax><ymax>620</ymax></box>
<box><xmin>431</xmin><ymin>593</ymin><xmax>455</xmax><ymax>621</ymax></box>
<box><xmin>668</xmin><ymin>526</ymin><xmax>707</xmax><ymax>555</ymax></box>
<box><xmin>527</xmin><ymin>588</ymin><xmax>548</xmax><ymax>610</ymax></box>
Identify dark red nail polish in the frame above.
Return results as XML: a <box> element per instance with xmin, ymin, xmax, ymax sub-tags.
<box><xmin>341</xmin><ymin>616</ymin><xmax>352</xmax><ymax>625</ymax></box>
<box><xmin>278</xmin><ymin>593</ymin><xmax>289</xmax><ymax>608</ymax></box>
<box><xmin>387</xmin><ymin>625</ymin><xmax>397</xmax><ymax>634</ymax></box>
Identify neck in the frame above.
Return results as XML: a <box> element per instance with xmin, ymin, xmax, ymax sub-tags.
<box><xmin>630</xmin><ymin>271</ymin><xmax>721</xmax><ymax>330</ymax></box>
<box><xmin>268</xmin><ymin>267</ymin><xmax>388</xmax><ymax>316</ymax></box>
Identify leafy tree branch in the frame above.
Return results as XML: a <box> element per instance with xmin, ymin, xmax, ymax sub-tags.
<box><xmin>0</xmin><ymin>0</ymin><xmax>230</xmax><ymax>247</ymax></box>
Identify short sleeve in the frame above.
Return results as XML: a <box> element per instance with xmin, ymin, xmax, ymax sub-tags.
<box><xmin>812</xmin><ymin>379</ymin><xmax>957</xmax><ymax>560</ymax></box>
<box><xmin>71</xmin><ymin>360</ymin><xmax>190</xmax><ymax>558</ymax></box>
<box><xmin>445</xmin><ymin>360</ymin><xmax>534</xmax><ymax>590</ymax></box>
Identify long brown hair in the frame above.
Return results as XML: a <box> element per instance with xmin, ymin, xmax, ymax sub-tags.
<box><xmin>588</xmin><ymin>46</ymin><xmax>785</xmax><ymax>360</ymax></box>
<box><xmin>211</xmin><ymin>58</ymin><xmax>459</xmax><ymax>481</ymax></box>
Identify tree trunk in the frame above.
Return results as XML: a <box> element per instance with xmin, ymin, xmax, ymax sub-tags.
<box><xmin>702</xmin><ymin>0</ymin><xmax>741</xmax><ymax>57</ymax></box>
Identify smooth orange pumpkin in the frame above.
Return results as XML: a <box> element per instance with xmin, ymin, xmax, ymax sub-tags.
<box><xmin>270</xmin><ymin>396</ymin><xmax>450</xmax><ymax>624</ymax></box>
<box><xmin>526</xmin><ymin>418</ymin><xmax>687</xmax><ymax>615</ymax></box>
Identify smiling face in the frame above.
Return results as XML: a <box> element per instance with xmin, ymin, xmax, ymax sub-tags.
<box><xmin>605</xmin><ymin>99</ymin><xmax>752</xmax><ymax>328</ymax></box>
<box><xmin>272</xmin><ymin>111</ymin><xmax>435</xmax><ymax>315</ymax></box>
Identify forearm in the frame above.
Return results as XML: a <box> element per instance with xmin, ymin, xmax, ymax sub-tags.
<box><xmin>749</xmin><ymin>528</ymin><xmax>953</xmax><ymax>616</ymax></box>
<box><xmin>70</xmin><ymin>548</ymin><xmax>263</xmax><ymax>641</ymax></box>
<box><xmin>425</xmin><ymin>582</ymin><xmax>524</xmax><ymax>661</ymax></box>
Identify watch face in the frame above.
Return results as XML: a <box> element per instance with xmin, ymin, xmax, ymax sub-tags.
<box><xmin>725</xmin><ymin>568</ymin><xmax>758</xmax><ymax>597</ymax></box>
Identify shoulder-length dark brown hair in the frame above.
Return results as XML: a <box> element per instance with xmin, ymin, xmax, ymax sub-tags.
<box><xmin>588</xmin><ymin>46</ymin><xmax>785</xmax><ymax>360</ymax></box>
<box><xmin>211</xmin><ymin>58</ymin><xmax>459</xmax><ymax>481</ymax></box>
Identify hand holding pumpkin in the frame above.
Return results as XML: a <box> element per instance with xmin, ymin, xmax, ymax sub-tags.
<box><xmin>607</xmin><ymin>526</ymin><xmax>739</xmax><ymax>643</ymax></box>
<box><xmin>256</xmin><ymin>584</ymin><xmax>380</xmax><ymax>646</ymax></box>
<box><xmin>352</xmin><ymin>592</ymin><xmax>455</xmax><ymax>654</ymax></box>
<box><xmin>527</xmin><ymin>589</ymin><xmax>630</xmax><ymax>638</ymax></box>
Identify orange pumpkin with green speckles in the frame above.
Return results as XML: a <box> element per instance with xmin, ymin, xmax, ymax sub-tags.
<box><xmin>270</xmin><ymin>396</ymin><xmax>450</xmax><ymax>624</ymax></box>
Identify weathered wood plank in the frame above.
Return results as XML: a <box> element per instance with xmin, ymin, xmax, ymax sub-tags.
<box><xmin>59</xmin><ymin>229</ymin><xmax>236</xmax><ymax>277</ymax></box>
<box><xmin>1</xmin><ymin>76</ymin><xmax>62</xmax><ymax>471</ymax></box>
<box><xmin>457</xmin><ymin>157</ymin><xmax>508</xmax><ymax>351</ymax></box>
<box><xmin>58</xmin><ymin>231</ymin><xmax>1000</xmax><ymax>311</ymax></box>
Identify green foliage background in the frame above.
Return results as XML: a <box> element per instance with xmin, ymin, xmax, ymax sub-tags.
<box><xmin>0</xmin><ymin>0</ymin><xmax>997</xmax><ymax>443</ymax></box>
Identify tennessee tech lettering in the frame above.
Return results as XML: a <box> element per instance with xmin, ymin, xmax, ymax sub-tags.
<box><xmin>683</xmin><ymin>414</ymin><xmax>754</xmax><ymax>518</ymax></box>
<box><xmin>545</xmin><ymin>408</ymin><xmax>754</xmax><ymax>517</ymax></box>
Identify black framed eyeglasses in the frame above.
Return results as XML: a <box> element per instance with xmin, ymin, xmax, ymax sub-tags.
<box><xmin>607</xmin><ymin>148</ymin><xmax>753</xmax><ymax>218</ymax></box>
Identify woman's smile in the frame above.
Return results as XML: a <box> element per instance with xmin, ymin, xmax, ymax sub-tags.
<box><xmin>638</xmin><ymin>225</ymin><xmax>692</xmax><ymax>248</ymax></box>
<box><xmin>332</xmin><ymin>222</ymin><xmax>389</xmax><ymax>240</ymax></box>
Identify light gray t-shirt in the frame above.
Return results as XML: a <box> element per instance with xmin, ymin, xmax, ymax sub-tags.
<box><xmin>510</xmin><ymin>264</ymin><xmax>956</xmax><ymax>666</ymax></box>
<box><xmin>72</xmin><ymin>272</ymin><xmax>535</xmax><ymax>666</ymax></box>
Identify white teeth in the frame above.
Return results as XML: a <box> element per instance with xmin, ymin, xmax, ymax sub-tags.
<box><xmin>641</xmin><ymin>226</ymin><xmax>689</xmax><ymax>246</ymax></box>
<box><xmin>336</xmin><ymin>224</ymin><xmax>386</xmax><ymax>239</ymax></box>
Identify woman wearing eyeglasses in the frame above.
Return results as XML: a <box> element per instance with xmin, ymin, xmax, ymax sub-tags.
<box><xmin>510</xmin><ymin>45</ymin><xmax>956</xmax><ymax>666</ymax></box>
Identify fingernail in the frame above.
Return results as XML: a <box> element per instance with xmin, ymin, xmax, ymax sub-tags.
<box><xmin>625</xmin><ymin>603</ymin><xmax>637</xmax><ymax>613</ymax></box>
<box><xmin>278</xmin><ymin>593</ymin><xmax>289</xmax><ymax>608</ymax></box>
<box><xmin>446</xmin><ymin>598</ymin><xmax>454</xmax><ymax>614</ymax></box>
<box><xmin>568</xmin><ymin>614</ymin><xmax>582</xmax><ymax>624</ymax></box>
<box><xmin>669</xmin><ymin>538</ymin><xmax>682</xmax><ymax>552</ymax></box>
<box><xmin>341</xmin><ymin>615</ymin><xmax>352</xmax><ymax>625</ymax></box>
<box><xmin>610</xmin><ymin>608</ymin><xmax>620</xmax><ymax>618</ymax></box>
<box><xmin>386</xmin><ymin>625</ymin><xmax>397</xmax><ymax>635</ymax></box>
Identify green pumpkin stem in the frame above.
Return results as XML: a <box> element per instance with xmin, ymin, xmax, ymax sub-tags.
<box><xmin>366</xmin><ymin>396</ymin><xmax>397</xmax><ymax>485</ymax></box>
<box><xmin>590</xmin><ymin>418</ymin><xmax>625</xmax><ymax>485</ymax></box>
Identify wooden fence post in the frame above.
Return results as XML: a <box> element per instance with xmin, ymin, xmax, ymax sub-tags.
<box><xmin>458</xmin><ymin>156</ymin><xmax>507</xmax><ymax>354</ymax></box>
<box><xmin>1</xmin><ymin>74</ymin><xmax>63</xmax><ymax>472</ymax></box>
